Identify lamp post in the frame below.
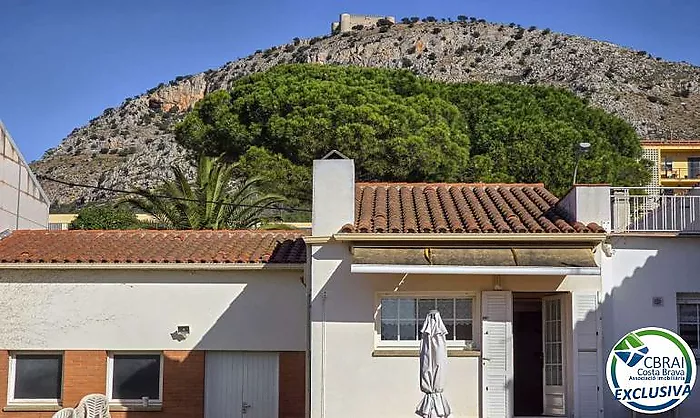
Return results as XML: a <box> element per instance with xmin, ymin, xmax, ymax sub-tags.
<box><xmin>572</xmin><ymin>142</ymin><xmax>591</xmax><ymax>185</ymax></box>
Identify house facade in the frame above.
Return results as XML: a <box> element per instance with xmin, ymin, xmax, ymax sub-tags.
<box><xmin>3</xmin><ymin>154</ymin><xmax>700</xmax><ymax>417</ymax></box>
<box><xmin>0</xmin><ymin>230</ymin><xmax>307</xmax><ymax>418</ymax></box>
<box><xmin>0</xmin><ymin>121</ymin><xmax>49</xmax><ymax>232</ymax></box>
<box><xmin>307</xmin><ymin>158</ymin><xmax>610</xmax><ymax>418</ymax></box>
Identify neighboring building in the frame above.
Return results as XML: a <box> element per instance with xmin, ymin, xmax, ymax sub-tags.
<box><xmin>642</xmin><ymin>139</ymin><xmax>700</xmax><ymax>187</ymax></box>
<box><xmin>48</xmin><ymin>213</ymin><xmax>312</xmax><ymax>231</ymax></box>
<box><xmin>307</xmin><ymin>157</ymin><xmax>608</xmax><ymax>418</ymax></box>
<box><xmin>0</xmin><ymin>229</ymin><xmax>307</xmax><ymax>418</ymax></box>
<box><xmin>0</xmin><ymin>121</ymin><xmax>49</xmax><ymax>232</ymax></box>
<box><xmin>48</xmin><ymin>213</ymin><xmax>157</xmax><ymax>230</ymax></box>
<box><xmin>331</xmin><ymin>13</ymin><xmax>395</xmax><ymax>33</ymax></box>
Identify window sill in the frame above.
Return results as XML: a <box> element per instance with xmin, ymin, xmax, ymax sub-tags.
<box><xmin>372</xmin><ymin>348</ymin><xmax>481</xmax><ymax>358</ymax></box>
<box><xmin>108</xmin><ymin>403</ymin><xmax>162</xmax><ymax>412</ymax></box>
<box><xmin>3</xmin><ymin>404</ymin><xmax>62</xmax><ymax>412</ymax></box>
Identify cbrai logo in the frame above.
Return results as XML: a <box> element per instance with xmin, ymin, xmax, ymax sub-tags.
<box><xmin>606</xmin><ymin>327</ymin><xmax>696</xmax><ymax>414</ymax></box>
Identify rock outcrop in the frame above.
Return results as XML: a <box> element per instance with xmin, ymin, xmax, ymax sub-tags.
<box><xmin>31</xmin><ymin>20</ymin><xmax>700</xmax><ymax>206</ymax></box>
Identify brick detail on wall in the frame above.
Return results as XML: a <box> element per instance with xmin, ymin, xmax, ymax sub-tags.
<box><xmin>278</xmin><ymin>351</ymin><xmax>306</xmax><ymax>418</ymax></box>
<box><xmin>0</xmin><ymin>350</ymin><xmax>204</xmax><ymax>418</ymax></box>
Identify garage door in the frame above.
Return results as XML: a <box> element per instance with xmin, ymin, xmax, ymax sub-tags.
<box><xmin>205</xmin><ymin>352</ymin><xmax>279</xmax><ymax>418</ymax></box>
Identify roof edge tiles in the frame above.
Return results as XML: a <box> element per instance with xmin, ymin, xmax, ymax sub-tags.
<box><xmin>0</xmin><ymin>229</ymin><xmax>307</xmax><ymax>265</ymax></box>
<box><xmin>347</xmin><ymin>183</ymin><xmax>605</xmax><ymax>234</ymax></box>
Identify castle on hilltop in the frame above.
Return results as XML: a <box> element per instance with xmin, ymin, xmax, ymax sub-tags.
<box><xmin>331</xmin><ymin>13</ymin><xmax>395</xmax><ymax>33</ymax></box>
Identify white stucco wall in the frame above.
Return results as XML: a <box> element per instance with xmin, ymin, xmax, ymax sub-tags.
<box><xmin>0</xmin><ymin>268</ymin><xmax>306</xmax><ymax>351</ymax></box>
<box><xmin>309</xmin><ymin>242</ymin><xmax>602</xmax><ymax>418</ymax></box>
<box><xmin>603</xmin><ymin>236</ymin><xmax>700</xmax><ymax>417</ymax></box>
<box><xmin>0</xmin><ymin>122</ymin><xmax>49</xmax><ymax>231</ymax></box>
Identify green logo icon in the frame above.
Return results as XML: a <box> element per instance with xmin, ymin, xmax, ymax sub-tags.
<box><xmin>606</xmin><ymin>327</ymin><xmax>696</xmax><ymax>414</ymax></box>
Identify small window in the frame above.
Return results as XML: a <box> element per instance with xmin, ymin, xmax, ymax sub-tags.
<box><xmin>107</xmin><ymin>353</ymin><xmax>162</xmax><ymax>404</ymax></box>
<box><xmin>8</xmin><ymin>353</ymin><xmax>63</xmax><ymax>404</ymax></box>
<box><xmin>378</xmin><ymin>295</ymin><xmax>474</xmax><ymax>348</ymax></box>
<box><xmin>678</xmin><ymin>294</ymin><xmax>700</xmax><ymax>356</ymax></box>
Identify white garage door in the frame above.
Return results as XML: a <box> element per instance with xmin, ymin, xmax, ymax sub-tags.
<box><xmin>205</xmin><ymin>352</ymin><xmax>279</xmax><ymax>418</ymax></box>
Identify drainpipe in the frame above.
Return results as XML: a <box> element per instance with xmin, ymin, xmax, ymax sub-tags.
<box><xmin>321</xmin><ymin>290</ymin><xmax>327</xmax><ymax>418</ymax></box>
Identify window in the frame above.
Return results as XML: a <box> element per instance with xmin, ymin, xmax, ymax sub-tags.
<box><xmin>678</xmin><ymin>294</ymin><xmax>700</xmax><ymax>356</ymax></box>
<box><xmin>107</xmin><ymin>353</ymin><xmax>162</xmax><ymax>405</ymax></box>
<box><xmin>8</xmin><ymin>353</ymin><xmax>63</xmax><ymax>404</ymax></box>
<box><xmin>378</xmin><ymin>295</ymin><xmax>474</xmax><ymax>348</ymax></box>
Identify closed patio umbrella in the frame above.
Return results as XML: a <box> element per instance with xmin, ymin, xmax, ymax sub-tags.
<box><xmin>416</xmin><ymin>310</ymin><xmax>451</xmax><ymax>418</ymax></box>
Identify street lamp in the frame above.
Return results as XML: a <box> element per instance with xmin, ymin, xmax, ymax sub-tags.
<box><xmin>572</xmin><ymin>142</ymin><xmax>591</xmax><ymax>185</ymax></box>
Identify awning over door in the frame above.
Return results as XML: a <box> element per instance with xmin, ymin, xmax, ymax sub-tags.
<box><xmin>350</xmin><ymin>247</ymin><xmax>600</xmax><ymax>276</ymax></box>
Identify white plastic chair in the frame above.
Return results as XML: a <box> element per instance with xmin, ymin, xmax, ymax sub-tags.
<box><xmin>74</xmin><ymin>394</ymin><xmax>111</xmax><ymax>418</ymax></box>
<box><xmin>51</xmin><ymin>408</ymin><xmax>76</xmax><ymax>418</ymax></box>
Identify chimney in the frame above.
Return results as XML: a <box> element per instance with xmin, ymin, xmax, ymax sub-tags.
<box><xmin>557</xmin><ymin>185</ymin><xmax>611</xmax><ymax>231</ymax></box>
<box><xmin>312</xmin><ymin>151</ymin><xmax>355</xmax><ymax>236</ymax></box>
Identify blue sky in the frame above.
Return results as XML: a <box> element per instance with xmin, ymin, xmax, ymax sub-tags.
<box><xmin>1</xmin><ymin>0</ymin><xmax>698</xmax><ymax>162</ymax></box>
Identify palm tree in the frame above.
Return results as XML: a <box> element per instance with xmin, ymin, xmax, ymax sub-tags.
<box><xmin>125</xmin><ymin>154</ymin><xmax>285</xmax><ymax>230</ymax></box>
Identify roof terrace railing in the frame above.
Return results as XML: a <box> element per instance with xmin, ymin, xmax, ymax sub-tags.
<box><xmin>611</xmin><ymin>187</ymin><xmax>700</xmax><ymax>233</ymax></box>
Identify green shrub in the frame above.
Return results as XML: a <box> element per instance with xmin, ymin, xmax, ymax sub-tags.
<box><xmin>70</xmin><ymin>205</ymin><xmax>144</xmax><ymax>230</ymax></box>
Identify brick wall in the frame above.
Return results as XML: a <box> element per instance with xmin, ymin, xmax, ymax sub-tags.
<box><xmin>279</xmin><ymin>351</ymin><xmax>306</xmax><ymax>418</ymax></box>
<box><xmin>0</xmin><ymin>350</ymin><xmax>305</xmax><ymax>418</ymax></box>
<box><xmin>0</xmin><ymin>351</ymin><xmax>204</xmax><ymax>418</ymax></box>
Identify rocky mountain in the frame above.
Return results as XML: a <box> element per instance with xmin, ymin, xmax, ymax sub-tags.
<box><xmin>31</xmin><ymin>19</ymin><xmax>700</xmax><ymax>206</ymax></box>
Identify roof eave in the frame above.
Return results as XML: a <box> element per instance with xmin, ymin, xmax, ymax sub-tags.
<box><xmin>0</xmin><ymin>262</ymin><xmax>305</xmax><ymax>271</ymax></box>
<box><xmin>329</xmin><ymin>232</ymin><xmax>607</xmax><ymax>244</ymax></box>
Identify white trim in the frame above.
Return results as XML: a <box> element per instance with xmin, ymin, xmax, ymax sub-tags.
<box><xmin>7</xmin><ymin>352</ymin><xmax>63</xmax><ymax>405</ymax></box>
<box><xmin>106</xmin><ymin>352</ymin><xmax>163</xmax><ymax>407</ymax></box>
<box><xmin>352</xmin><ymin>264</ymin><xmax>601</xmax><ymax>276</ymax></box>
<box><xmin>374</xmin><ymin>291</ymin><xmax>478</xmax><ymax>350</ymax></box>
<box><xmin>0</xmin><ymin>263</ymin><xmax>304</xmax><ymax>271</ymax></box>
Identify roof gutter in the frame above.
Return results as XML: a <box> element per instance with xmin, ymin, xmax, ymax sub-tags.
<box><xmin>0</xmin><ymin>263</ymin><xmax>304</xmax><ymax>271</ymax></box>
<box><xmin>331</xmin><ymin>232</ymin><xmax>607</xmax><ymax>244</ymax></box>
<box><xmin>350</xmin><ymin>264</ymin><xmax>600</xmax><ymax>276</ymax></box>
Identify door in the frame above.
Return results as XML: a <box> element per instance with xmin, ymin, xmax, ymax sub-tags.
<box><xmin>204</xmin><ymin>352</ymin><xmax>279</xmax><ymax>418</ymax></box>
<box><xmin>513</xmin><ymin>300</ymin><xmax>543</xmax><ymax>416</ymax></box>
<box><xmin>573</xmin><ymin>291</ymin><xmax>603</xmax><ymax>418</ymax></box>
<box><xmin>542</xmin><ymin>295</ymin><xmax>567</xmax><ymax>416</ymax></box>
<box><xmin>689</xmin><ymin>157</ymin><xmax>700</xmax><ymax>179</ymax></box>
<box><xmin>482</xmin><ymin>291</ymin><xmax>513</xmax><ymax>418</ymax></box>
<box><xmin>241</xmin><ymin>353</ymin><xmax>279</xmax><ymax>418</ymax></box>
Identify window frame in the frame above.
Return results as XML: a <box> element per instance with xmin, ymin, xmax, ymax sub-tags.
<box><xmin>374</xmin><ymin>291</ymin><xmax>478</xmax><ymax>351</ymax></box>
<box><xmin>106</xmin><ymin>352</ymin><xmax>164</xmax><ymax>407</ymax></box>
<box><xmin>7</xmin><ymin>351</ymin><xmax>64</xmax><ymax>406</ymax></box>
<box><xmin>677</xmin><ymin>294</ymin><xmax>700</xmax><ymax>357</ymax></box>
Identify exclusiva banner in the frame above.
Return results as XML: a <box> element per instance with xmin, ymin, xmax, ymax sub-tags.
<box><xmin>606</xmin><ymin>327</ymin><xmax>697</xmax><ymax>414</ymax></box>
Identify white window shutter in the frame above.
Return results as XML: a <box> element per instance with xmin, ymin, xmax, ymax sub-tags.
<box><xmin>481</xmin><ymin>291</ymin><xmax>513</xmax><ymax>418</ymax></box>
<box><xmin>572</xmin><ymin>291</ymin><xmax>603</xmax><ymax>418</ymax></box>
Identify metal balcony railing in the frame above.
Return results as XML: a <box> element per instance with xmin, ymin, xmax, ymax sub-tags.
<box><xmin>611</xmin><ymin>187</ymin><xmax>700</xmax><ymax>233</ymax></box>
<box><xmin>660</xmin><ymin>167</ymin><xmax>700</xmax><ymax>181</ymax></box>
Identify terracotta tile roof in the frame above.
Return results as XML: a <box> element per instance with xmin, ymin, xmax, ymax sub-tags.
<box><xmin>342</xmin><ymin>183</ymin><xmax>605</xmax><ymax>234</ymax></box>
<box><xmin>0</xmin><ymin>230</ymin><xmax>307</xmax><ymax>264</ymax></box>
